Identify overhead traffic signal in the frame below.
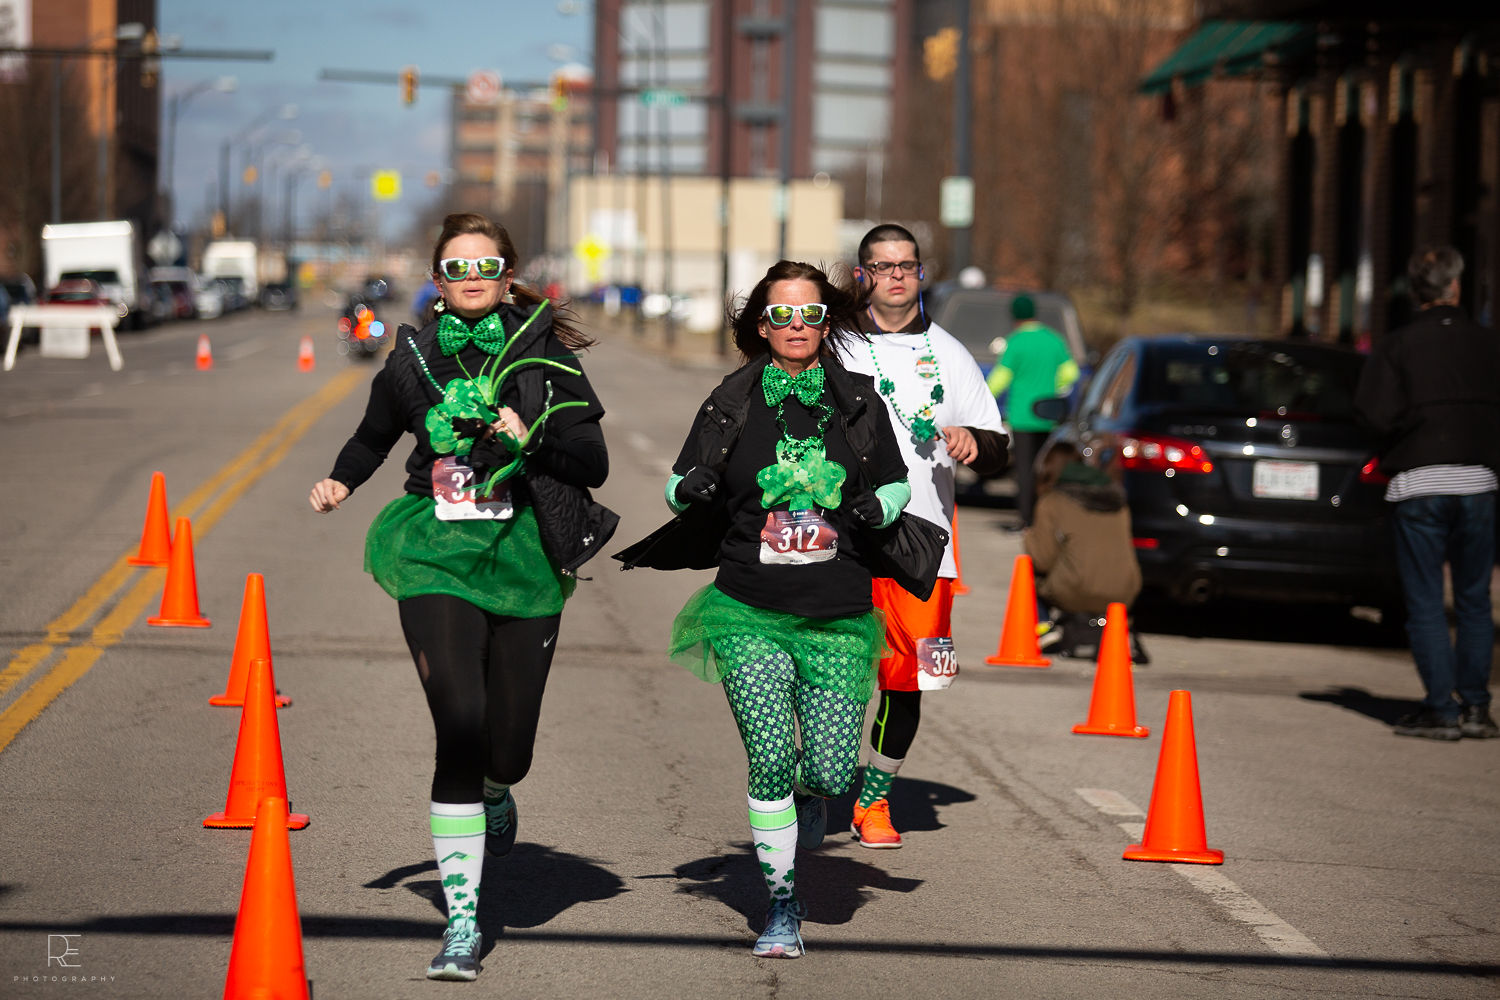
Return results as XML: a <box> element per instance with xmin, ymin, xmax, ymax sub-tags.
<box><xmin>400</xmin><ymin>65</ymin><xmax>419</xmax><ymax>105</ymax></box>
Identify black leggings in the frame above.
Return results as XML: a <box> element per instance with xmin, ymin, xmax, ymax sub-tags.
<box><xmin>868</xmin><ymin>689</ymin><xmax>922</xmax><ymax>761</ymax></box>
<box><xmin>398</xmin><ymin>594</ymin><xmax>560</xmax><ymax>803</ymax></box>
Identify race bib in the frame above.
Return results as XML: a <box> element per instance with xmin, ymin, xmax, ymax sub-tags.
<box><xmin>915</xmin><ymin>636</ymin><xmax>959</xmax><ymax>690</ymax></box>
<box><xmin>759</xmin><ymin>509</ymin><xmax>838</xmax><ymax>565</ymax></box>
<box><xmin>432</xmin><ymin>456</ymin><xmax>514</xmax><ymax>521</ymax></box>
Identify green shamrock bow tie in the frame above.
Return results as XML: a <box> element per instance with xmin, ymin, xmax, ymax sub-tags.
<box><xmin>437</xmin><ymin>311</ymin><xmax>508</xmax><ymax>356</ymax></box>
<box><xmin>762</xmin><ymin>363</ymin><xmax>826</xmax><ymax>408</ymax></box>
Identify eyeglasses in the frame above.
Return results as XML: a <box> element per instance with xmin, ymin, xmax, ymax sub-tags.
<box><xmin>762</xmin><ymin>302</ymin><xmax>828</xmax><ymax>327</ymax></box>
<box><xmin>437</xmin><ymin>256</ymin><xmax>506</xmax><ymax>281</ymax></box>
<box><xmin>862</xmin><ymin>260</ymin><xmax>920</xmax><ymax>276</ymax></box>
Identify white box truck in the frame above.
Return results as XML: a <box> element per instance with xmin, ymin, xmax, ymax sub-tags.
<box><xmin>200</xmin><ymin>240</ymin><xmax>259</xmax><ymax>306</ymax></box>
<box><xmin>41</xmin><ymin>220</ymin><xmax>145</xmax><ymax>329</ymax></box>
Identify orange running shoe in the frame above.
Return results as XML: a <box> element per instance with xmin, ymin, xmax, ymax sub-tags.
<box><xmin>850</xmin><ymin>798</ymin><xmax>903</xmax><ymax>849</ymax></box>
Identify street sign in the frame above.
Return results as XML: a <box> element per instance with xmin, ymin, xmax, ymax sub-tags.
<box><xmin>940</xmin><ymin>175</ymin><xmax>974</xmax><ymax>229</ymax></box>
<box><xmin>639</xmin><ymin>88</ymin><xmax>686</xmax><ymax>107</ymax></box>
<box><xmin>466</xmin><ymin>69</ymin><xmax>501</xmax><ymax>106</ymax></box>
<box><xmin>148</xmin><ymin>230</ymin><xmax>183</xmax><ymax>266</ymax></box>
<box><xmin>371</xmin><ymin>170</ymin><xmax>401</xmax><ymax>202</ymax></box>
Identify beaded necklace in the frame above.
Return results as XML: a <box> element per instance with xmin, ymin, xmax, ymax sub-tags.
<box><xmin>865</xmin><ymin>308</ymin><xmax>944</xmax><ymax>442</ymax></box>
<box><xmin>756</xmin><ymin>363</ymin><xmax>846</xmax><ymax>510</ymax></box>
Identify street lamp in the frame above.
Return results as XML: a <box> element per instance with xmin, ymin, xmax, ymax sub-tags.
<box><xmin>161</xmin><ymin>75</ymin><xmax>236</xmax><ymax>230</ymax></box>
<box><xmin>217</xmin><ymin>103</ymin><xmax>297</xmax><ymax>234</ymax></box>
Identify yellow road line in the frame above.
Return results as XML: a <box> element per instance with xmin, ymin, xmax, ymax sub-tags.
<box><xmin>0</xmin><ymin>365</ymin><xmax>367</xmax><ymax>752</ymax></box>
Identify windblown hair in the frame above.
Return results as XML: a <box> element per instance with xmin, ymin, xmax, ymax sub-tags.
<box><xmin>730</xmin><ymin>260</ymin><xmax>861</xmax><ymax>363</ymax></box>
<box><xmin>1407</xmin><ymin>245</ymin><xmax>1464</xmax><ymax>307</ymax></box>
<box><xmin>432</xmin><ymin>212</ymin><xmax>594</xmax><ymax>349</ymax></box>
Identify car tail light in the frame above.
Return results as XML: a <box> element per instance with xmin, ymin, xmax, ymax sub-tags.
<box><xmin>1119</xmin><ymin>432</ymin><xmax>1214</xmax><ymax>474</ymax></box>
<box><xmin>1359</xmin><ymin>457</ymin><xmax>1389</xmax><ymax>485</ymax></box>
<box><xmin>1132</xmin><ymin>537</ymin><xmax>1160</xmax><ymax>549</ymax></box>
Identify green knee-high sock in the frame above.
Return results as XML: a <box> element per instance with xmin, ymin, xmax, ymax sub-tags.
<box><xmin>748</xmin><ymin>794</ymin><xmax>798</xmax><ymax>901</ymax></box>
<box><xmin>430</xmin><ymin>801</ymin><xmax>484</xmax><ymax>924</ymax></box>
<box><xmin>857</xmin><ymin>750</ymin><xmax>903</xmax><ymax>808</ymax></box>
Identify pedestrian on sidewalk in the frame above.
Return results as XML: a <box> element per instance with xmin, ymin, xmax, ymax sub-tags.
<box><xmin>1354</xmin><ymin>244</ymin><xmax>1500</xmax><ymax>741</ymax></box>
<box><xmin>1025</xmin><ymin>441</ymin><xmax>1145</xmax><ymax>662</ymax></box>
<box><xmin>837</xmin><ymin>224</ymin><xmax>1008</xmax><ymax>849</ymax></box>
<box><xmin>308</xmin><ymin>212</ymin><xmax>615</xmax><ymax>980</ymax></box>
<box><xmin>986</xmin><ymin>294</ymin><xmax>1079</xmax><ymax>529</ymax></box>
<box><xmin>614</xmin><ymin>261</ymin><xmax>917</xmax><ymax>958</ymax></box>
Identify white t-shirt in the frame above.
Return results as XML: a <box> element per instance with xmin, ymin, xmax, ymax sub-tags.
<box><xmin>838</xmin><ymin>321</ymin><xmax>1004</xmax><ymax>578</ymax></box>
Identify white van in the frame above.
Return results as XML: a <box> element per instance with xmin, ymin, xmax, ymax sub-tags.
<box><xmin>200</xmin><ymin>241</ymin><xmax>260</xmax><ymax>303</ymax></box>
<box><xmin>41</xmin><ymin>220</ymin><xmax>145</xmax><ymax>328</ymax></box>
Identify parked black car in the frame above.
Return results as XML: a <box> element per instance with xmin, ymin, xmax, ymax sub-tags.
<box><xmin>260</xmin><ymin>282</ymin><xmax>299</xmax><ymax>311</ymax></box>
<box><xmin>1039</xmin><ymin>335</ymin><xmax>1402</xmax><ymax>619</ymax></box>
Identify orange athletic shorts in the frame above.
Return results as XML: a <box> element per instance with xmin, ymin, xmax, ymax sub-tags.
<box><xmin>872</xmin><ymin>577</ymin><xmax>955</xmax><ymax>692</ymax></box>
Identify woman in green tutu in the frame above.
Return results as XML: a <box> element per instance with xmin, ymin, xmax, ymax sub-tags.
<box><xmin>308</xmin><ymin>212</ymin><xmax>613</xmax><ymax>982</ymax></box>
<box><xmin>617</xmin><ymin>260</ymin><xmax>912</xmax><ymax>958</ymax></box>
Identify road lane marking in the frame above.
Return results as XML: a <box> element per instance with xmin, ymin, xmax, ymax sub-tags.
<box><xmin>1076</xmin><ymin>788</ymin><xmax>1328</xmax><ymax>959</ymax></box>
<box><xmin>0</xmin><ymin>365</ymin><xmax>367</xmax><ymax>753</ymax></box>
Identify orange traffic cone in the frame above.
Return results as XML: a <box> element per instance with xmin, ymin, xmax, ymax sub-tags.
<box><xmin>951</xmin><ymin>513</ymin><xmax>970</xmax><ymax>596</ymax></box>
<box><xmin>984</xmin><ymin>555</ymin><xmax>1050</xmax><ymax>668</ymax></box>
<box><xmin>296</xmin><ymin>336</ymin><xmax>315</xmax><ymax>372</ymax></box>
<box><xmin>1072</xmin><ymin>603</ymin><xmax>1149</xmax><ymax>738</ymax></box>
<box><xmin>222</xmin><ymin>796</ymin><xmax>311</xmax><ymax>1000</ymax></box>
<box><xmin>206</xmin><ymin>657</ymin><xmax>310</xmax><ymax>830</ymax></box>
<box><xmin>212</xmin><ymin>573</ymin><xmax>292</xmax><ymax>708</ymax></box>
<box><xmin>1123</xmin><ymin>690</ymin><xmax>1223</xmax><ymax>864</ymax></box>
<box><xmin>196</xmin><ymin>333</ymin><xmax>213</xmax><ymax>370</ymax></box>
<box><xmin>128</xmin><ymin>471</ymin><xmax>172</xmax><ymax>566</ymax></box>
<box><xmin>147</xmin><ymin>517</ymin><xmax>211</xmax><ymax>627</ymax></box>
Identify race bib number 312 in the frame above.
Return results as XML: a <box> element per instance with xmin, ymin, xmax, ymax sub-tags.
<box><xmin>758</xmin><ymin>510</ymin><xmax>838</xmax><ymax>565</ymax></box>
<box><xmin>916</xmin><ymin>636</ymin><xmax>959</xmax><ymax>690</ymax></box>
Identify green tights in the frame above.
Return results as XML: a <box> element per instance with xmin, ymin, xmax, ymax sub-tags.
<box><xmin>716</xmin><ymin>633</ymin><xmax>866</xmax><ymax>800</ymax></box>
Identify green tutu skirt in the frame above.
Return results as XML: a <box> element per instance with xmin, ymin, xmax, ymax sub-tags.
<box><xmin>365</xmin><ymin>493</ymin><xmax>573</xmax><ymax>618</ymax></box>
<box><xmin>668</xmin><ymin>584</ymin><xmax>885</xmax><ymax>703</ymax></box>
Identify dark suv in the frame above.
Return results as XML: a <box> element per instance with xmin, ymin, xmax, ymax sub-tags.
<box><xmin>1042</xmin><ymin>335</ymin><xmax>1402</xmax><ymax>617</ymax></box>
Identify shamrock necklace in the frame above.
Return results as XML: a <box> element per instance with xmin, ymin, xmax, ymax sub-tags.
<box><xmin>865</xmin><ymin>308</ymin><xmax>944</xmax><ymax>442</ymax></box>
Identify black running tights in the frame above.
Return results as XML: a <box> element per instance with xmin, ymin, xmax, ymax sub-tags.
<box><xmin>869</xmin><ymin>688</ymin><xmax>922</xmax><ymax>761</ymax></box>
<box><xmin>397</xmin><ymin>594</ymin><xmax>560</xmax><ymax>803</ymax></box>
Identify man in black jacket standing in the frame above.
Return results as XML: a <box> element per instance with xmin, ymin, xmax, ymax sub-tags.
<box><xmin>1355</xmin><ymin>246</ymin><xmax>1500</xmax><ymax>740</ymax></box>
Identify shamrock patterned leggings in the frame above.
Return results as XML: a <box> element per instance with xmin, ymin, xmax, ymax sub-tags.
<box><xmin>715</xmin><ymin>633</ymin><xmax>867</xmax><ymax>800</ymax></box>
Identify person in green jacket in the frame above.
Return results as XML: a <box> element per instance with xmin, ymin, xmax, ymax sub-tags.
<box><xmin>985</xmin><ymin>294</ymin><xmax>1079</xmax><ymax>527</ymax></box>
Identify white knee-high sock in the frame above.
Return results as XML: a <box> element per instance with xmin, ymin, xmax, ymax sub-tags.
<box><xmin>430</xmin><ymin>801</ymin><xmax>485</xmax><ymax>925</ymax></box>
<box><xmin>748</xmin><ymin>793</ymin><xmax>797</xmax><ymax>901</ymax></box>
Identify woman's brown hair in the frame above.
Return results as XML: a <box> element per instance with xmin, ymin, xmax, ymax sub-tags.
<box><xmin>729</xmin><ymin>260</ymin><xmax>861</xmax><ymax>363</ymax></box>
<box><xmin>432</xmin><ymin>212</ymin><xmax>594</xmax><ymax>349</ymax></box>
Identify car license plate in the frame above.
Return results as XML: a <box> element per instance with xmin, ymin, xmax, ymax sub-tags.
<box><xmin>1253</xmin><ymin>460</ymin><xmax>1318</xmax><ymax>500</ymax></box>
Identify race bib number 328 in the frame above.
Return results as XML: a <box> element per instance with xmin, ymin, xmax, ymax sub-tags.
<box><xmin>916</xmin><ymin>636</ymin><xmax>959</xmax><ymax>690</ymax></box>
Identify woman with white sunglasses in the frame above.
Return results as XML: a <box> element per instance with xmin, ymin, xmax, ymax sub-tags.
<box><xmin>615</xmin><ymin>260</ymin><xmax>920</xmax><ymax>958</ymax></box>
<box><xmin>309</xmin><ymin>212</ymin><xmax>614</xmax><ymax>981</ymax></box>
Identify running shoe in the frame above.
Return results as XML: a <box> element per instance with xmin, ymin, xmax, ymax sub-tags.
<box><xmin>794</xmin><ymin>790</ymin><xmax>827</xmax><ymax>849</ymax></box>
<box><xmin>485</xmin><ymin>789</ymin><xmax>517</xmax><ymax>857</ymax></box>
<box><xmin>426</xmin><ymin>917</ymin><xmax>482</xmax><ymax>981</ymax></box>
<box><xmin>752</xmin><ymin>898</ymin><xmax>806</xmax><ymax>958</ymax></box>
<box><xmin>850</xmin><ymin>797</ymin><xmax>903</xmax><ymax>849</ymax></box>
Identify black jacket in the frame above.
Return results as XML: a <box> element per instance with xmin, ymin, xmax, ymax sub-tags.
<box><xmin>613</xmin><ymin>352</ymin><xmax>900</xmax><ymax>571</ymax></box>
<box><xmin>329</xmin><ymin>303</ymin><xmax>618</xmax><ymax>575</ymax></box>
<box><xmin>1354</xmin><ymin>304</ymin><xmax>1500</xmax><ymax>475</ymax></box>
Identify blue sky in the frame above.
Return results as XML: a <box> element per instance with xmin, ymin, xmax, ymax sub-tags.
<box><xmin>160</xmin><ymin>0</ymin><xmax>590</xmax><ymax>239</ymax></box>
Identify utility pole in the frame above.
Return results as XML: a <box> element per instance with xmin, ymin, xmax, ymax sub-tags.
<box><xmin>947</xmin><ymin>0</ymin><xmax>973</xmax><ymax>273</ymax></box>
<box><xmin>776</xmin><ymin>0</ymin><xmax>796</xmax><ymax>260</ymax></box>
<box><xmin>717</xmin><ymin>0</ymin><xmax>734</xmax><ymax>357</ymax></box>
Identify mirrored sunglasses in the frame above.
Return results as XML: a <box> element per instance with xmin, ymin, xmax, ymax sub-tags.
<box><xmin>763</xmin><ymin>302</ymin><xmax>828</xmax><ymax>327</ymax></box>
<box><xmin>438</xmin><ymin>256</ymin><xmax>506</xmax><ymax>281</ymax></box>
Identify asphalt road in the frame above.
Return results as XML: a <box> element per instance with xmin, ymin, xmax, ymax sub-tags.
<box><xmin>0</xmin><ymin>303</ymin><xmax>1496</xmax><ymax>999</ymax></box>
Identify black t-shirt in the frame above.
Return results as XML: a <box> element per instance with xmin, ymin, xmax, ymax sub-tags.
<box><xmin>713</xmin><ymin>383</ymin><xmax>898</xmax><ymax>619</ymax></box>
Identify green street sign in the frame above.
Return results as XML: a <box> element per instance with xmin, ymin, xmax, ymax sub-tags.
<box><xmin>639</xmin><ymin>88</ymin><xmax>687</xmax><ymax>107</ymax></box>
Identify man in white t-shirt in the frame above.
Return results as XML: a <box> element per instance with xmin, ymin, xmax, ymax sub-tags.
<box><xmin>836</xmin><ymin>224</ymin><xmax>1009</xmax><ymax>848</ymax></box>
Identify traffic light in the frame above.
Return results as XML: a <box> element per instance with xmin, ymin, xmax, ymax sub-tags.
<box><xmin>400</xmin><ymin>65</ymin><xmax>419</xmax><ymax>105</ymax></box>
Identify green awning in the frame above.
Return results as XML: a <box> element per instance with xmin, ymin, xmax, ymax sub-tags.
<box><xmin>1140</xmin><ymin>20</ymin><xmax>1313</xmax><ymax>94</ymax></box>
